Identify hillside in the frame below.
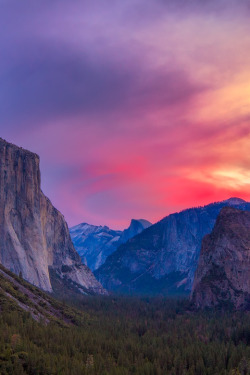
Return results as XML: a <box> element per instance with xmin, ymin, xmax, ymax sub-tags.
<box><xmin>95</xmin><ymin>198</ymin><xmax>250</xmax><ymax>295</ymax></box>
<box><xmin>192</xmin><ymin>207</ymin><xmax>250</xmax><ymax>310</ymax></box>
<box><xmin>0</xmin><ymin>270</ymin><xmax>249</xmax><ymax>375</ymax></box>
<box><xmin>70</xmin><ymin>219</ymin><xmax>152</xmax><ymax>271</ymax></box>
<box><xmin>0</xmin><ymin>263</ymin><xmax>86</xmax><ymax>326</ymax></box>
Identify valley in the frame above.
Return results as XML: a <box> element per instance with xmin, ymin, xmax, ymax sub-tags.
<box><xmin>0</xmin><ymin>138</ymin><xmax>249</xmax><ymax>375</ymax></box>
<box><xmin>0</xmin><ymin>267</ymin><xmax>249</xmax><ymax>375</ymax></box>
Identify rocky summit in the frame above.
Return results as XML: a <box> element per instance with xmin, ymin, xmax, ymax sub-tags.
<box><xmin>70</xmin><ymin>219</ymin><xmax>152</xmax><ymax>271</ymax></box>
<box><xmin>191</xmin><ymin>207</ymin><xmax>250</xmax><ymax>310</ymax></box>
<box><xmin>0</xmin><ymin>138</ymin><xmax>106</xmax><ymax>295</ymax></box>
<box><xmin>95</xmin><ymin>198</ymin><xmax>250</xmax><ymax>295</ymax></box>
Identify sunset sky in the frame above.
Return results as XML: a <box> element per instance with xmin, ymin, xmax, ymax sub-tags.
<box><xmin>0</xmin><ymin>0</ymin><xmax>250</xmax><ymax>228</ymax></box>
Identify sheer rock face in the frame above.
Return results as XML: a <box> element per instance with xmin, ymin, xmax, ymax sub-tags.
<box><xmin>0</xmin><ymin>138</ymin><xmax>105</xmax><ymax>294</ymax></box>
<box><xmin>70</xmin><ymin>224</ymin><xmax>122</xmax><ymax>272</ymax></box>
<box><xmin>95</xmin><ymin>199</ymin><xmax>250</xmax><ymax>295</ymax></box>
<box><xmin>119</xmin><ymin>219</ymin><xmax>152</xmax><ymax>244</ymax></box>
<box><xmin>191</xmin><ymin>207</ymin><xmax>250</xmax><ymax>310</ymax></box>
<box><xmin>70</xmin><ymin>219</ymin><xmax>152</xmax><ymax>271</ymax></box>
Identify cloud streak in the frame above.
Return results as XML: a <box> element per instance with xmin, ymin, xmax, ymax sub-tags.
<box><xmin>0</xmin><ymin>0</ymin><xmax>250</xmax><ymax>228</ymax></box>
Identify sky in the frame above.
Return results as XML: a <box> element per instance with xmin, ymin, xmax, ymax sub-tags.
<box><xmin>0</xmin><ymin>0</ymin><xmax>250</xmax><ymax>229</ymax></box>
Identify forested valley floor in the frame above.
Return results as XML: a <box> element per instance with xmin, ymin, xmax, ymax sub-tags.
<box><xmin>0</xmin><ymin>270</ymin><xmax>249</xmax><ymax>375</ymax></box>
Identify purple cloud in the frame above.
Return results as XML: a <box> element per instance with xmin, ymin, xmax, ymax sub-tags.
<box><xmin>0</xmin><ymin>0</ymin><xmax>250</xmax><ymax>228</ymax></box>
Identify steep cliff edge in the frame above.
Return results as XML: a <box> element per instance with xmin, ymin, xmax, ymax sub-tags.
<box><xmin>119</xmin><ymin>219</ymin><xmax>152</xmax><ymax>244</ymax></box>
<box><xmin>191</xmin><ymin>207</ymin><xmax>250</xmax><ymax>310</ymax></box>
<box><xmin>0</xmin><ymin>138</ymin><xmax>105</xmax><ymax>294</ymax></box>
<box><xmin>95</xmin><ymin>199</ymin><xmax>250</xmax><ymax>295</ymax></box>
<box><xmin>70</xmin><ymin>219</ymin><xmax>152</xmax><ymax>271</ymax></box>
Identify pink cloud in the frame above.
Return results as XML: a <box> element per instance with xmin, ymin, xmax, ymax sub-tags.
<box><xmin>1</xmin><ymin>0</ymin><xmax>250</xmax><ymax>229</ymax></box>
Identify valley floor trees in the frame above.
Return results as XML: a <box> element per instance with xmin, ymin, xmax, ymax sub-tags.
<box><xmin>0</xmin><ymin>292</ymin><xmax>249</xmax><ymax>375</ymax></box>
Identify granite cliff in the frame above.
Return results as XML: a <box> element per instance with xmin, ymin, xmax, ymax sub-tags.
<box><xmin>119</xmin><ymin>219</ymin><xmax>152</xmax><ymax>244</ymax></box>
<box><xmin>191</xmin><ymin>207</ymin><xmax>250</xmax><ymax>310</ymax></box>
<box><xmin>0</xmin><ymin>138</ymin><xmax>105</xmax><ymax>294</ymax></box>
<box><xmin>95</xmin><ymin>198</ymin><xmax>250</xmax><ymax>295</ymax></box>
<box><xmin>70</xmin><ymin>219</ymin><xmax>151</xmax><ymax>271</ymax></box>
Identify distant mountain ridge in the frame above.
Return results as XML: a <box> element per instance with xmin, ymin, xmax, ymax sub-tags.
<box><xmin>95</xmin><ymin>198</ymin><xmax>250</xmax><ymax>296</ymax></box>
<box><xmin>70</xmin><ymin>219</ymin><xmax>152</xmax><ymax>271</ymax></box>
<box><xmin>0</xmin><ymin>138</ymin><xmax>106</xmax><ymax>295</ymax></box>
<box><xmin>191</xmin><ymin>207</ymin><xmax>250</xmax><ymax>310</ymax></box>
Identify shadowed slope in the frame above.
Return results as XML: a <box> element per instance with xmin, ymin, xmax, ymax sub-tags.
<box><xmin>95</xmin><ymin>198</ymin><xmax>250</xmax><ymax>295</ymax></box>
<box><xmin>191</xmin><ymin>207</ymin><xmax>250</xmax><ymax>310</ymax></box>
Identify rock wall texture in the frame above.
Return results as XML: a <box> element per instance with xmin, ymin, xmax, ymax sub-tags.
<box><xmin>191</xmin><ymin>207</ymin><xmax>250</xmax><ymax>310</ymax></box>
<box><xmin>95</xmin><ymin>198</ymin><xmax>250</xmax><ymax>295</ymax></box>
<box><xmin>70</xmin><ymin>219</ymin><xmax>152</xmax><ymax>271</ymax></box>
<box><xmin>0</xmin><ymin>138</ymin><xmax>105</xmax><ymax>294</ymax></box>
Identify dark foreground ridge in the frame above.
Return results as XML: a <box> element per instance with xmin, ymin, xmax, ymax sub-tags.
<box><xmin>0</xmin><ymin>263</ymin><xmax>85</xmax><ymax>325</ymax></box>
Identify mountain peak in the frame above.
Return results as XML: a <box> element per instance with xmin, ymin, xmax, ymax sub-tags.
<box><xmin>70</xmin><ymin>218</ymin><xmax>152</xmax><ymax>271</ymax></box>
<box><xmin>95</xmin><ymin>198</ymin><xmax>250</xmax><ymax>296</ymax></box>
<box><xmin>130</xmin><ymin>219</ymin><xmax>152</xmax><ymax>227</ymax></box>
<box><xmin>223</xmin><ymin>197</ymin><xmax>246</xmax><ymax>205</ymax></box>
<box><xmin>0</xmin><ymin>137</ymin><xmax>40</xmax><ymax>160</ymax></box>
